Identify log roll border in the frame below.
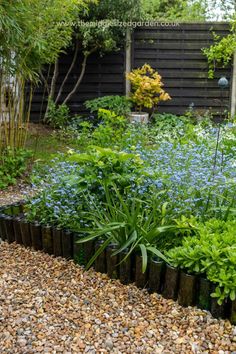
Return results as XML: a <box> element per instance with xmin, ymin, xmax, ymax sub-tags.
<box><xmin>0</xmin><ymin>202</ymin><xmax>235</xmax><ymax>325</ymax></box>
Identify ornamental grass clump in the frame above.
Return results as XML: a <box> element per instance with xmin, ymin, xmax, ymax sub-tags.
<box><xmin>75</xmin><ymin>183</ymin><xmax>180</xmax><ymax>272</ymax></box>
<box><xmin>126</xmin><ymin>64</ymin><xmax>171</xmax><ymax>112</ymax></box>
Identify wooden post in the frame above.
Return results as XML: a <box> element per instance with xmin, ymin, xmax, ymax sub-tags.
<box><xmin>125</xmin><ymin>28</ymin><xmax>132</xmax><ymax>96</ymax></box>
<box><xmin>230</xmin><ymin>51</ymin><xmax>236</xmax><ymax>118</ymax></box>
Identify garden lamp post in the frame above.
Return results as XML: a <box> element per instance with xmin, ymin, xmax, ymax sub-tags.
<box><xmin>212</xmin><ymin>77</ymin><xmax>229</xmax><ymax>177</ymax></box>
<box><xmin>218</xmin><ymin>76</ymin><xmax>229</xmax><ymax>89</ymax></box>
<box><xmin>218</xmin><ymin>76</ymin><xmax>229</xmax><ymax>121</ymax></box>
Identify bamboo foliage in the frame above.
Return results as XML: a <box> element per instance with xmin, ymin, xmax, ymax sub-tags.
<box><xmin>0</xmin><ymin>73</ymin><xmax>32</xmax><ymax>152</ymax></box>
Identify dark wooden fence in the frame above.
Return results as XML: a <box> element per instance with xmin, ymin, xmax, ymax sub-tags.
<box><xmin>132</xmin><ymin>23</ymin><xmax>231</xmax><ymax>116</ymax></box>
<box><xmin>30</xmin><ymin>22</ymin><xmax>231</xmax><ymax>121</ymax></box>
<box><xmin>30</xmin><ymin>50</ymin><xmax>126</xmax><ymax>121</ymax></box>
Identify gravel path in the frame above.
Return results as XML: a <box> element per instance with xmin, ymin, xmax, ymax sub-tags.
<box><xmin>0</xmin><ymin>242</ymin><xmax>235</xmax><ymax>354</ymax></box>
<box><xmin>0</xmin><ymin>182</ymin><xmax>33</xmax><ymax>206</ymax></box>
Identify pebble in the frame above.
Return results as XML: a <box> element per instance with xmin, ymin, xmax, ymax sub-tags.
<box><xmin>105</xmin><ymin>338</ymin><xmax>114</xmax><ymax>349</ymax></box>
<box><xmin>17</xmin><ymin>338</ymin><xmax>27</xmax><ymax>346</ymax></box>
<box><xmin>0</xmin><ymin>242</ymin><xmax>235</xmax><ymax>353</ymax></box>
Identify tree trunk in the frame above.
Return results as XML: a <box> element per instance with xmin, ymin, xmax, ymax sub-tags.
<box><xmin>62</xmin><ymin>53</ymin><xmax>88</xmax><ymax>105</ymax></box>
<box><xmin>55</xmin><ymin>40</ymin><xmax>79</xmax><ymax>104</ymax></box>
<box><xmin>44</xmin><ymin>59</ymin><xmax>59</xmax><ymax>121</ymax></box>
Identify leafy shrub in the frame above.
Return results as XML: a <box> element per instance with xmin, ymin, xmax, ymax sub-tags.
<box><xmin>55</xmin><ymin>118</ymin><xmax>93</xmax><ymax>146</ymax></box>
<box><xmin>45</xmin><ymin>98</ymin><xmax>70</xmax><ymax>128</ymax></box>
<box><xmin>55</xmin><ymin>109</ymin><xmax>129</xmax><ymax>149</ymax></box>
<box><xmin>167</xmin><ymin>218</ymin><xmax>236</xmax><ymax>304</ymax></box>
<box><xmin>203</xmin><ymin>30</ymin><xmax>236</xmax><ymax>79</ymax></box>
<box><xmin>25</xmin><ymin>146</ymin><xmax>146</xmax><ymax>228</ymax></box>
<box><xmin>90</xmin><ymin>109</ymin><xmax>128</xmax><ymax>147</ymax></box>
<box><xmin>153</xmin><ymin>113</ymin><xmax>192</xmax><ymax>129</ymax></box>
<box><xmin>85</xmin><ymin>95</ymin><xmax>132</xmax><ymax>117</ymax></box>
<box><xmin>126</xmin><ymin>64</ymin><xmax>171</xmax><ymax>111</ymax></box>
<box><xmin>0</xmin><ymin>148</ymin><xmax>31</xmax><ymax>189</ymax></box>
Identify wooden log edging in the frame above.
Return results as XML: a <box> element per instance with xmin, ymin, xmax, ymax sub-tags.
<box><xmin>0</xmin><ymin>202</ymin><xmax>235</xmax><ymax>324</ymax></box>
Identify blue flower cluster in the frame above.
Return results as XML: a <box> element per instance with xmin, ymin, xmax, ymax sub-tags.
<box><xmin>136</xmin><ymin>140</ymin><xmax>236</xmax><ymax>217</ymax></box>
<box><xmin>26</xmin><ymin>123</ymin><xmax>236</xmax><ymax>227</ymax></box>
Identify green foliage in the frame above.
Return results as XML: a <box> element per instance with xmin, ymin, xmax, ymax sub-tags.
<box><xmin>0</xmin><ymin>148</ymin><xmax>31</xmax><ymax>189</ymax></box>
<box><xmin>76</xmin><ymin>183</ymin><xmax>179</xmax><ymax>271</ymax></box>
<box><xmin>0</xmin><ymin>0</ymin><xmax>90</xmax><ymax>80</ymax></box>
<box><xmin>55</xmin><ymin>111</ymin><xmax>203</xmax><ymax>151</ymax></box>
<box><xmin>90</xmin><ymin>109</ymin><xmax>128</xmax><ymax>147</ymax></box>
<box><xmin>153</xmin><ymin>113</ymin><xmax>193</xmax><ymax>130</ymax></box>
<box><xmin>167</xmin><ymin>218</ymin><xmax>236</xmax><ymax>304</ymax></box>
<box><xmin>78</xmin><ymin>0</ymin><xmax>141</xmax><ymax>55</ymax></box>
<box><xmin>59</xmin><ymin>108</ymin><xmax>129</xmax><ymax>148</ymax></box>
<box><xmin>85</xmin><ymin>96</ymin><xmax>132</xmax><ymax>117</ymax></box>
<box><xmin>203</xmin><ymin>17</ymin><xmax>236</xmax><ymax>78</ymax></box>
<box><xmin>45</xmin><ymin>99</ymin><xmax>70</xmax><ymax>128</ymax></box>
<box><xmin>67</xmin><ymin>145</ymin><xmax>144</xmax><ymax>185</ymax></box>
<box><xmin>72</xmin><ymin>120</ymin><xmax>94</xmax><ymax>147</ymax></box>
<box><xmin>140</xmin><ymin>0</ymin><xmax>206</xmax><ymax>21</ymax></box>
<box><xmin>25</xmin><ymin>145</ymin><xmax>146</xmax><ymax>228</ymax></box>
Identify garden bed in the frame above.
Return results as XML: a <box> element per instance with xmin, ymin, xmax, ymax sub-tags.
<box><xmin>1</xmin><ymin>202</ymin><xmax>236</xmax><ymax>325</ymax></box>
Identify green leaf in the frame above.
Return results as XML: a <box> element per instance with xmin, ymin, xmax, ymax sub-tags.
<box><xmin>146</xmin><ymin>246</ymin><xmax>168</xmax><ymax>263</ymax></box>
<box><xmin>139</xmin><ymin>244</ymin><xmax>148</xmax><ymax>273</ymax></box>
<box><xmin>113</xmin><ymin>230</ymin><xmax>138</xmax><ymax>256</ymax></box>
<box><xmin>77</xmin><ymin>222</ymin><xmax>126</xmax><ymax>243</ymax></box>
<box><xmin>85</xmin><ymin>236</ymin><xmax>112</xmax><ymax>270</ymax></box>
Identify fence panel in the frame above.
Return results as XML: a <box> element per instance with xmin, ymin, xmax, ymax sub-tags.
<box><xmin>132</xmin><ymin>23</ymin><xmax>231</xmax><ymax>116</ymax></box>
<box><xmin>30</xmin><ymin>23</ymin><xmax>231</xmax><ymax>121</ymax></box>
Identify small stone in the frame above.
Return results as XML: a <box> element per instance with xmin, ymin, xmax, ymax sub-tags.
<box><xmin>78</xmin><ymin>341</ymin><xmax>85</xmax><ymax>349</ymax></box>
<box><xmin>17</xmin><ymin>338</ymin><xmax>27</xmax><ymax>347</ymax></box>
<box><xmin>105</xmin><ymin>338</ymin><xmax>114</xmax><ymax>350</ymax></box>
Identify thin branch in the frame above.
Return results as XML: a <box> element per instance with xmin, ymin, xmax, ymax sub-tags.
<box><xmin>49</xmin><ymin>58</ymin><xmax>59</xmax><ymax>100</ymax></box>
<box><xmin>39</xmin><ymin>69</ymin><xmax>50</xmax><ymax>95</ymax></box>
<box><xmin>55</xmin><ymin>40</ymin><xmax>79</xmax><ymax>104</ymax></box>
<box><xmin>62</xmin><ymin>48</ymin><xmax>98</xmax><ymax>105</ymax></box>
<box><xmin>62</xmin><ymin>53</ymin><xmax>88</xmax><ymax>105</ymax></box>
<box><xmin>44</xmin><ymin>59</ymin><xmax>59</xmax><ymax>121</ymax></box>
<box><xmin>39</xmin><ymin>65</ymin><xmax>51</xmax><ymax>122</ymax></box>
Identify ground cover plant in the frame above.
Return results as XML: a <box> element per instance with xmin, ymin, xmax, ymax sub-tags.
<box><xmin>25</xmin><ymin>110</ymin><xmax>236</xmax><ymax>304</ymax></box>
<box><xmin>0</xmin><ymin>148</ymin><xmax>31</xmax><ymax>189</ymax></box>
<box><xmin>167</xmin><ymin>218</ymin><xmax>236</xmax><ymax>304</ymax></box>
